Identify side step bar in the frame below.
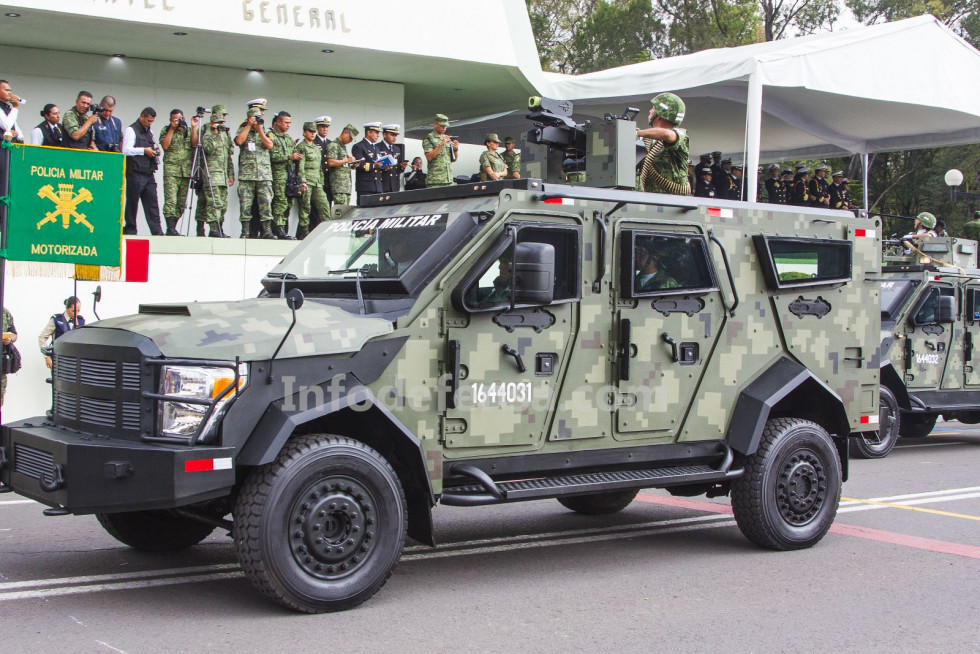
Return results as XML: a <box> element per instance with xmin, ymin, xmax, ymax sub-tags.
<box><xmin>441</xmin><ymin>446</ymin><xmax>741</xmax><ymax>507</ymax></box>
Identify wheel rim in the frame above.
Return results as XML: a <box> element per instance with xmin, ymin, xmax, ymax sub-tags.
<box><xmin>776</xmin><ymin>448</ymin><xmax>827</xmax><ymax>526</ymax></box>
<box><xmin>862</xmin><ymin>395</ymin><xmax>898</xmax><ymax>453</ymax></box>
<box><xmin>289</xmin><ymin>477</ymin><xmax>376</xmax><ymax>580</ymax></box>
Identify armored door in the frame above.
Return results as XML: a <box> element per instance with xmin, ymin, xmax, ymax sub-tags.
<box><xmin>962</xmin><ymin>282</ymin><xmax>980</xmax><ymax>387</ymax></box>
<box><xmin>614</xmin><ymin>224</ymin><xmax>726</xmax><ymax>442</ymax></box>
<box><xmin>904</xmin><ymin>283</ymin><xmax>954</xmax><ymax>390</ymax></box>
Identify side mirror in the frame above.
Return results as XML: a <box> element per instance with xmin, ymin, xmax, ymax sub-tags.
<box><xmin>936</xmin><ymin>295</ymin><xmax>956</xmax><ymax>324</ymax></box>
<box><xmin>512</xmin><ymin>242</ymin><xmax>555</xmax><ymax>305</ymax></box>
<box><xmin>285</xmin><ymin>288</ymin><xmax>305</xmax><ymax>311</ymax></box>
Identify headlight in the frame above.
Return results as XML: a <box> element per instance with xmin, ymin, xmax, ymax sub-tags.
<box><xmin>158</xmin><ymin>363</ymin><xmax>248</xmax><ymax>439</ymax></box>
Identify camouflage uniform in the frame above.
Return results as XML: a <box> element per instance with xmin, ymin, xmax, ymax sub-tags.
<box><xmin>160</xmin><ymin>122</ymin><xmax>194</xmax><ymax>232</ymax></box>
<box><xmin>326</xmin><ymin>133</ymin><xmax>354</xmax><ymax>209</ymax></box>
<box><xmin>61</xmin><ymin>107</ymin><xmax>93</xmax><ymax>149</ymax></box>
<box><xmin>237</xmin><ymin>117</ymin><xmax>273</xmax><ymax>234</ymax></box>
<box><xmin>199</xmin><ymin>120</ymin><xmax>235</xmax><ymax>234</ymax></box>
<box><xmin>294</xmin><ymin>128</ymin><xmax>331</xmax><ymax>235</ymax></box>
<box><xmin>478</xmin><ymin>143</ymin><xmax>507</xmax><ymax>182</ymax></box>
<box><xmin>636</xmin><ymin>93</ymin><xmax>691</xmax><ymax>195</ymax></box>
<box><xmin>268</xmin><ymin>128</ymin><xmax>295</xmax><ymax>229</ymax></box>
<box><xmin>1</xmin><ymin>308</ymin><xmax>14</xmax><ymax>406</ymax></box>
<box><xmin>423</xmin><ymin>114</ymin><xmax>454</xmax><ymax>187</ymax></box>
<box><xmin>501</xmin><ymin>149</ymin><xmax>521</xmax><ymax>179</ymax></box>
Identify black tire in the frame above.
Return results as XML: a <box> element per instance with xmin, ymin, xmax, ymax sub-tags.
<box><xmin>899</xmin><ymin>413</ymin><xmax>937</xmax><ymax>439</ymax></box>
<box><xmin>557</xmin><ymin>489</ymin><xmax>639</xmax><ymax>515</ymax></box>
<box><xmin>233</xmin><ymin>435</ymin><xmax>406</xmax><ymax>613</ymax></box>
<box><xmin>96</xmin><ymin>510</ymin><xmax>216</xmax><ymax>551</ymax></box>
<box><xmin>731</xmin><ymin>418</ymin><xmax>842</xmax><ymax>551</ymax></box>
<box><xmin>850</xmin><ymin>386</ymin><xmax>901</xmax><ymax>459</ymax></box>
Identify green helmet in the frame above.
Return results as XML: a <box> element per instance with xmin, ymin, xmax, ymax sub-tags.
<box><xmin>917</xmin><ymin>211</ymin><xmax>937</xmax><ymax>229</ymax></box>
<box><xmin>651</xmin><ymin>92</ymin><xmax>685</xmax><ymax>126</ymax></box>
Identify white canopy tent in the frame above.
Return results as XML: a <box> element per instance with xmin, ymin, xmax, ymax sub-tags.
<box><xmin>422</xmin><ymin>15</ymin><xmax>980</xmax><ymax>206</ymax></box>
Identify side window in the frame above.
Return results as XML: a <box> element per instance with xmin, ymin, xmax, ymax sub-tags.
<box><xmin>753</xmin><ymin>236</ymin><xmax>852</xmax><ymax>289</ymax></box>
<box><xmin>621</xmin><ymin>231</ymin><xmax>717</xmax><ymax>298</ymax></box>
<box><xmin>460</xmin><ymin>224</ymin><xmax>581</xmax><ymax>311</ymax></box>
<box><xmin>968</xmin><ymin>288</ymin><xmax>980</xmax><ymax>323</ymax></box>
<box><xmin>914</xmin><ymin>286</ymin><xmax>954</xmax><ymax>325</ymax></box>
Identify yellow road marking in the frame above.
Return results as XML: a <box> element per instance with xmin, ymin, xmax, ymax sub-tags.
<box><xmin>841</xmin><ymin>497</ymin><xmax>980</xmax><ymax>521</ymax></box>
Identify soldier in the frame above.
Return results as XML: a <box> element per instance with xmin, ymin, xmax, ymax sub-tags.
<box><xmin>791</xmin><ymin>166</ymin><xmax>811</xmax><ymax>207</ymax></box>
<box><xmin>764</xmin><ymin>164</ymin><xmax>782</xmax><ymax>204</ymax></box>
<box><xmin>197</xmin><ymin>104</ymin><xmax>234</xmax><ymax>238</ymax></box>
<box><xmin>501</xmin><ymin>136</ymin><xmax>522</xmax><ymax>179</ymax></box>
<box><xmin>808</xmin><ymin>164</ymin><xmax>831</xmax><ymax>208</ymax></box>
<box><xmin>325</xmin><ymin>124</ymin><xmax>359</xmax><ymax>212</ymax></box>
<box><xmin>293</xmin><ymin>122</ymin><xmax>331</xmax><ymax>239</ymax></box>
<box><xmin>902</xmin><ymin>211</ymin><xmax>938</xmax><ymax>251</ymax></box>
<box><xmin>779</xmin><ymin>167</ymin><xmax>794</xmax><ymax>204</ymax></box>
<box><xmin>633</xmin><ymin>241</ymin><xmax>678</xmax><ymax>291</ymax></box>
<box><xmin>379</xmin><ymin>124</ymin><xmax>406</xmax><ymax>193</ymax></box>
<box><xmin>160</xmin><ymin>108</ymin><xmax>200</xmax><ymax>236</ymax></box>
<box><xmin>694</xmin><ymin>168</ymin><xmax>716</xmax><ymax>198</ymax></box>
<box><xmin>694</xmin><ymin>152</ymin><xmax>711</xmax><ymax>179</ymax></box>
<box><xmin>311</xmin><ymin>115</ymin><xmax>332</xmax><ymax>228</ymax></box>
<box><xmin>62</xmin><ymin>90</ymin><xmax>97</xmax><ymax>150</ymax></box>
<box><xmin>710</xmin><ymin>151</ymin><xmax>724</xmax><ymax>180</ymax></box>
<box><xmin>828</xmin><ymin>171</ymin><xmax>846</xmax><ymax>209</ymax></box>
<box><xmin>234</xmin><ymin>104</ymin><xmax>275</xmax><ymax>239</ymax></box>
<box><xmin>715</xmin><ymin>157</ymin><xmax>734</xmax><ymax>200</ymax></box>
<box><xmin>963</xmin><ymin>211</ymin><xmax>980</xmax><ymax>242</ymax></box>
<box><xmin>268</xmin><ymin>111</ymin><xmax>299</xmax><ymax>240</ymax></box>
<box><xmin>635</xmin><ymin>92</ymin><xmax>690</xmax><ymax>195</ymax></box>
<box><xmin>423</xmin><ymin>113</ymin><xmax>458</xmax><ymax>188</ymax></box>
<box><xmin>730</xmin><ymin>163</ymin><xmax>743</xmax><ymax>201</ymax></box>
<box><xmin>353</xmin><ymin>122</ymin><xmax>384</xmax><ymax>196</ymax></box>
<box><xmin>479</xmin><ymin>133</ymin><xmax>507</xmax><ymax>181</ymax></box>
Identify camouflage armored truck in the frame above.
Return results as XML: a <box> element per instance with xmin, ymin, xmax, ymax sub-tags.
<box><xmin>858</xmin><ymin>234</ymin><xmax>980</xmax><ymax>458</ymax></box>
<box><xmin>0</xmin><ymin>99</ymin><xmax>882</xmax><ymax>613</ymax></box>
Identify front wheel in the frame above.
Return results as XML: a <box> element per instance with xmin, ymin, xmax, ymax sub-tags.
<box><xmin>899</xmin><ymin>413</ymin><xmax>937</xmax><ymax>439</ymax></box>
<box><xmin>731</xmin><ymin>418</ymin><xmax>842</xmax><ymax>551</ymax></box>
<box><xmin>233</xmin><ymin>435</ymin><xmax>406</xmax><ymax>613</ymax></box>
<box><xmin>850</xmin><ymin>386</ymin><xmax>901</xmax><ymax>459</ymax></box>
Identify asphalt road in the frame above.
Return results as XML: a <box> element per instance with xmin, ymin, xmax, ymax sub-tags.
<box><xmin>2</xmin><ymin>426</ymin><xmax>979</xmax><ymax>654</ymax></box>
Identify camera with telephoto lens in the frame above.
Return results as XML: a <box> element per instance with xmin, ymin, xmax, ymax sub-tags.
<box><xmin>254</xmin><ymin>117</ymin><xmax>264</xmax><ymax>126</ymax></box>
<box><xmin>177</xmin><ymin>118</ymin><xmax>188</xmax><ymax>130</ymax></box>
<box><xmin>216</xmin><ymin>125</ymin><xmax>230</xmax><ymax>133</ymax></box>
<box><xmin>91</xmin><ymin>104</ymin><xmax>106</xmax><ymax>114</ymax></box>
<box><xmin>196</xmin><ymin>106</ymin><xmax>207</xmax><ymax>118</ymax></box>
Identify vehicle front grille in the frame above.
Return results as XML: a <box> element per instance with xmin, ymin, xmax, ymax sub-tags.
<box><xmin>14</xmin><ymin>443</ymin><xmax>53</xmax><ymax>480</ymax></box>
<box><xmin>52</xmin><ymin>354</ymin><xmax>145</xmax><ymax>436</ymax></box>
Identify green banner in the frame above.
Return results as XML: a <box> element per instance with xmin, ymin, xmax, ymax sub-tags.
<box><xmin>5</xmin><ymin>144</ymin><xmax>123</xmax><ymax>266</ymax></box>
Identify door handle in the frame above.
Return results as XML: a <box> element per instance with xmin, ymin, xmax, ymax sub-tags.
<box><xmin>662</xmin><ymin>333</ymin><xmax>678</xmax><ymax>363</ymax></box>
<box><xmin>924</xmin><ymin>341</ymin><xmax>936</xmax><ymax>350</ymax></box>
<box><xmin>501</xmin><ymin>344</ymin><xmax>527</xmax><ymax>373</ymax></box>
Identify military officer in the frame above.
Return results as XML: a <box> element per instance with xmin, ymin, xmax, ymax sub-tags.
<box><xmin>159</xmin><ymin>108</ymin><xmax>200</xmax><ymax>236</ymax></box>
<box><xmin>196</xmin><ymin>104</ymin><xmax>234</xmax><ymax>238</ymax></box>
<box><xmin>268</xmin><ymin>111</ymin><xmax>299</xmax><ymax>240</ymax></box>
<box><xmin>694</xmin><ymin>152</ymin><xmax>711</xmax><ymax>179</ymax></box>
<box><xmin>779</xmin><ymin>167</ymin><xmax>794</xmax><ymax>204</ymax></box>
<box><xmin>792</xmin><ymin>165</ymin><xmax>811</xmax><ymax>207</ymax></box>
<box><xmin>808</xmin><ymin>163</ymin><xmax>831</xmax><ymax>208</ymax></box>
<box><xmin>963</xmin><ymin>211</ymin><xmax>980</xmax><ymax>242</ymax></box>
<box><xmin>828</xmin><ymin>170</ymin><xmax>846</xmax><ymax>209</ymax></box>
<box><xmin>423</xmin><ymin>113</ymin><xmax>458</xmax><ymax>188</ymax></box>
<box><xmin>501</xmin><ymin>136</ymin><xmax>522</xmax><ymax>179</ymax></box>
<box><xmin>715</xmin><ymin>157</ymin><xmax>735</xmax><ymax>200</ymax></box>
<box><xmin>764</xmin><ymin>164</ymin><xmax>781</xmax><ymax>204</ymax></box>
<box><xmin>479</xmin><ymin>133</ymin><xmax>507</xmax><ymax>181</ymax></box>
<box><xmin>709</xmin><ymin>151</ymin><xmax>724</xmax><ymax>180</ymax></box>
<box><xmin>325</xmin><ymin>124</ymin><xmax>359</xmax><ymax>213</ymax></box>
<box><xmin>234</xmin><ymin>103</ymin><xmax>275</xmax><ymax>239</ymax></box>
<box><xmin>379</xmin><ymin>124</ymin><xmax>406</xmax><ymax>193</ymax></box>
<box><xmin>635</xmin><ymin>92</ymin><xmax>690</xmax><ymax>195</ymax></box>
<box><xmin>694</xmin><ymin>168</ymin><xmax>716</xmax><ymax>198</ymax></box>
<box><xmin>730</xmin><ymin>163</ymin><xmax>743</xmax><ymax>201</ymax></box>
<box><xmin>352</xmin><ymin>122</ymin><xmax>384</xmax><ymax>196</ymax></box>
<box><xmin>293</xmin><ymin>122</ymin><xmax>331</xmax><ymax>239</ymax></box>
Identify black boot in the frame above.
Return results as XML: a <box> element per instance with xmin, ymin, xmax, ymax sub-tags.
<box><xmin>295</xmin><ymin>225</ymin><xmax>309</xmax><ymax>240</ymax></box>
<box><xmin>272</xmin><ymin>223</ymin><xmax>295</xmax><ymax>240</ymax></box>
<box><xmin>260</xmin><ymin>220</ymin><xmax>277</xmax><ymax>239</ymax></box>
<box><xmin>165</xmin><ymin>218</ymin><xmax>181</xmax><ymax>236</ymax></box>
<box><xmin>196</xmin><ymin>221</ymin><xmax>206</xmax><ymax>236</ymax></box>
<box><xmin>239</xmin><ymin>221</ymin><xmax>250</xmax><ymax>239</ymax></box>
<box><xmin>209</xmin><ymin>222</ymin><xmax>229</xmax><ymax>238</ymax></box>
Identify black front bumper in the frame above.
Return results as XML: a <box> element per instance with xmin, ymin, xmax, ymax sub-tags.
<box><xmin>1</xmin><ymin>418</ymin><xmax>235</xmax><ymax>514</ymax></box>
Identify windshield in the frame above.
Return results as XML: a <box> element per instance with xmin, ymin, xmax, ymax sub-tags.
<box><xmin>271</xmin><ymin>212</ymin><xmax>450</xmax><ymax>280</ymax></box>
<box><xmin>879</xmin><ymin>279</ymin><xmax>918</xmax><ymax>321</ymax></box>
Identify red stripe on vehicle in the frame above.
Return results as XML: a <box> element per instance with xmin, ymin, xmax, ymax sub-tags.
<box><xmin>184</xmin><ymin>459</ymin><xmax>215</xmax><ymax>473</ymax></box>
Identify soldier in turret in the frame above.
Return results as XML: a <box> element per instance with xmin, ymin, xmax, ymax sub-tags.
<box><xmin>635</xmin><ymin>92</ymin><xmax>690</xmax><ymax>195</ymax></box>
<box><xmin>501</xmin><ymin>136</ymin><xmax>522</xmax><ymax>179</ymax></box>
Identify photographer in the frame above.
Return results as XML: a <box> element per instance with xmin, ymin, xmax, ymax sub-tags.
<box><xmin>197</xmin><ymin>104</ymin><xmax>234</xmax><ymax>238</ymax></box>
<box><xmin>235</xmin><ymin>103</ymin><xmax>275</xmax><ymax>239</ymax></box>
<box><xmin>122</xmin><ymin>107</ymin><xmax>164</xmax><ymax>235</ymax></box>
<box><xmin>404</xmin><ymin>157</ymin><xmax>426</xmax><ymax>190</ymax></box>
<box><xmin>92</xmin><ymin>95</ymin><xmax>122</xmax><ymax>152</ymax></box>
<box><xmin>160</xmin><ymin>108</ymin><xmax>200</xmax><ymax>236</ymax></box>
<box><xmin>62</xmin><ymin>91</ymin><xmax>98</xmax><ymax>150</ymax></box>
<box><xmin>31</xmin><ymin>104</ymin><xmax>64</xmax><ymax>147</ymax></box>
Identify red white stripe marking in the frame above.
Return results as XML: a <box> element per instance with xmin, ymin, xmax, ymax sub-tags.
<box><xmin>706</xmin><ymin>207</ymin><xmax>733</xmax><ymax>218</ymax></box>
<box><xmin>543</xmin><ymin>198</ymin><xmax>574</xmax><ymax>205</ymax></box>
<box><xmin>184</xmin><ymin>457</ymin><xmax>233</xmax><ymax>473</ymax></box>
<box><xmin>860</xmin><ymin>415</ymin><xmax>880</xmax><ymax>425</ymax></box>
<box><xmin>854</xmin><ymin>228</ymin><xmax>876</xmax><ymax>238</ymax></box>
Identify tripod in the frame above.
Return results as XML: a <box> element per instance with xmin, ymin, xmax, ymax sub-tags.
<box><xmin>181</xmin><ymin>112</ymin><xmax>223</xmax><ymax>236</ymax></box>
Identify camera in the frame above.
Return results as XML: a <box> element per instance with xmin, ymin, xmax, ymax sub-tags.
<box><xmin>177</xmin><ymin>118</ymin><xmax>188</xmax><ymax>130</ymax></box>
<box><xmin>254</xmin><ymin>117</ymin><xmax>264</xmax><ymax>126</ymax></box>
<box><xmin>92</xmin><ymin>104</ymin><xmax>106</xmax><ymax>114</ymax></box>
<box><xmin>103</xmin><ymin>143</ymin><xmax>119</xmax><ymax>153</ymax></box>
<box><xmin>216</xmin><ymin>125</ymin><xmax>230</xmax><ymax>133</ymax></box>
<box><xmin>196</xmin><ymin>106</ymin><xmax>207</xmax><ymax>117</ymax></box>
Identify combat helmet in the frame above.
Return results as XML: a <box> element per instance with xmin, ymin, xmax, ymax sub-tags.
<box><xmin>917</xmin><ymin>211</ymin><xmax>937</xmax><ymax>229</ymax></box>
<box><xmin>651</xmin><ymin>93</ymin><xmax>685</xmax><ymax>126</ymax></box>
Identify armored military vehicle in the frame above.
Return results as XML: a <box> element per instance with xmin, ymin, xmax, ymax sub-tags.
<box><xmin>1</xmin><ymin>97</ymin><xmax>882</xmax><ymax>613</ymax></box>
<box><xmin>858</xmin><ymin>234</ymin><xmax>980</xmax><ymax>458</ymax></box>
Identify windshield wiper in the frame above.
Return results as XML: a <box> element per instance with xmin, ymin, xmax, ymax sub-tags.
<box><xmin>344</xmin><ymin>229</ymin><xmax>380</xmax><ymax>269</ymax></box>
<box><xmin>328</xmin><ymin>267</ymin><xmax>369</xmax><ymax>315</ymax></box>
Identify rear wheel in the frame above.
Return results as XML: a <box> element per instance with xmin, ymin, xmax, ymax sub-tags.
<box><xmin>899</xmin><ymin>413</ymin><xmax>937</xmax><ymax>439</ymax></box>
<box><xmin>96</xmin><ymin>510</ymin><xmax>215</xmax><ymax>551</ymax></box>
<box><xmin>233</xmin><ymin>435</ymin><xmax>406</xmax><ymax>613</ymax></box>
<box><xmin>731</xmin><ymin>418</ymin><xmax>841</xmax><ymax>550</ymax></box>
<box><xmin>851</xmin><ymin>386</ymin><xmax>901</xmax><ymax>459</ymax></box>
<box><xmin>557</xmin><ymin>489</ymin><xmax>639</xmax><ymax>515</ymax></box>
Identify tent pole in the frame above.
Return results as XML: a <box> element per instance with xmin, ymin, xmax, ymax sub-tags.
<box><xmin>744</xmin><ymin>67</ymin><xmax>763</xmax><ymax>203</ymax></box>
<box><xmin>862</xmin><ymin>153</ymin><xmax>870</xmax><ymax>213</ymax></box>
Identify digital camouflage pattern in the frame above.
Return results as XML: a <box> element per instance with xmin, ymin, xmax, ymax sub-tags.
<box><xmin>294</xmin><ymin>140</ymin><xmax>330</xmax><ymax>226</ymax></box>
<box><xmin>237</xmin><ymin>130</ymin><xmax>272</xmax><ymax>181</ymax></box>
<box><xmin>478</xmin><ymin>150</ymin><xmax>506</xmax><ymax>181</ymax></box>
<box><xmin>325</xmin><ymin>140</ymin><xmax>352</xmax><ymax>196</ymax></box>
<box><xmin>636</xmin><ymin>128</ymin><xmax>690</xmax><ymax>194</ymax></box>
<box><xmin>269</xmin><ymin>129</ymin><xmax>295</xmax><ymax>226</ymax></box>
<box><xmin>501</xmin><ymin>150</ymin><xmax>521</xmax><ymax>178</ymax></box>
<box><xmin>238</xmin><ymin>180</ymin><xmax>272</xmax><ymax>223</ymax></box>
<box><xmin>422</xmin><ymin>130</ymin><xmax>453</xmax><ymax>187</ymax></box>
<box><xmin>160</xmin><ymin>125</ymin><xmax>194</xmax><ymax>176</ymax></box>
<box><xmin>198</xmin><ymin>128</ymin><xmax>235</xmax><ymax>226</ymax></box>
